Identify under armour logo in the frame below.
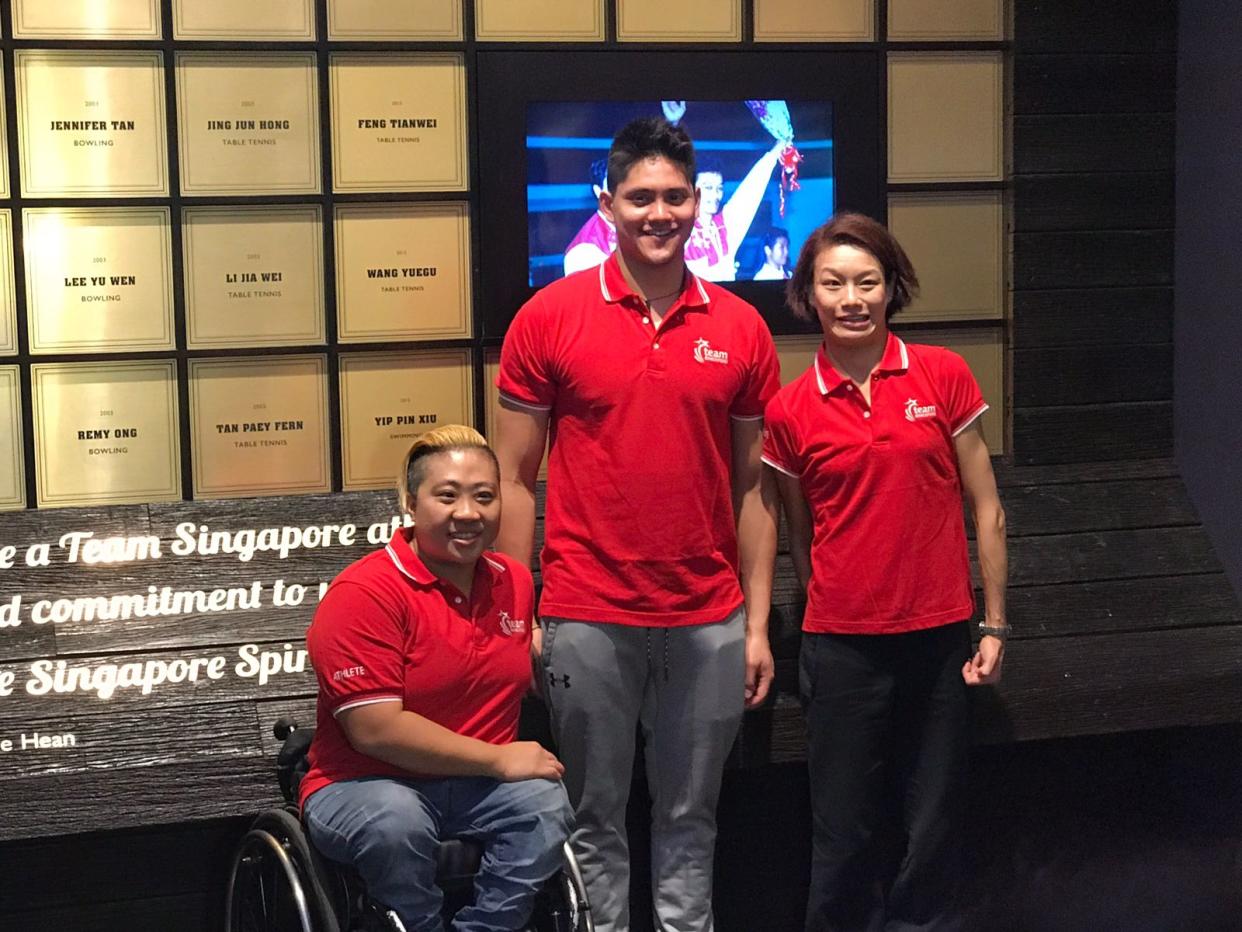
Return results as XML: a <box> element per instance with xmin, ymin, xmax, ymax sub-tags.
<box><xmin>548</xmin><ymin>672</ymin><xmax>572</xmax><ymax>689</ymax></box>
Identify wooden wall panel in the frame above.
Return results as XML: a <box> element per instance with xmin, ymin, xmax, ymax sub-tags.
<box><xmin>1014</xmin><ymin>54</ymin><xmax>1175</xmax><ymax>114</ymax></box>
<box><xmin>617</xmin><ymin>0</ymin><xmax>742</xmax><ymax>42</ymax></box>
<box><xmin>888</xmin><ymin>192</ymin><xmax>1005</xmax><ymax>321</ymax></box>
<box><xmin>888</xmin><ymin>0</ymin><xmax>1004</xmax><ymax>40</ymax></box>
<box><xmin>1013</xmin><ymin>344</ymin><xmax>1172</xmax><ymax>407</ymax></box>
<box><xmin>1014</xmin><ymin>114</ymin><xmax>1174</xmax><ymax>174</ymax></box>
<box><xmin>1012</xmin><ymin>289</ymin><xmax>1172</xmax><ymax>348</ymax></box>
<box><xmin>1014</xmin><ymin>173</ymin><xmax>1174</xmax><ymax>232</ymax></box>
<box><xmin>1012</xmin><ymin>402</ymin><xmax>1172</xmax><ymax>465</ymax></box>
<box><xmin>754</xmin><ymin>0</ymin><xmax>874</xmax><ymax>42</ymax></box>
<box><xmin>888</xmin><ymin>52</ymin><xmax>1005</xmax><ymax>182</ymax></box>
<box><xmin>475</xmin><ymin>0</ymin><xmax>606</xmax><ymax>42</ymax></box>
<box><xmin>1013</xmin><ymin>231</ymin><xmax>1173</xmax><ymax>290</ymax></box>
<box><xmin>1013</xmin><ymin>0</ymin><xmax>1176</xmax><ymax>54</ymax></box>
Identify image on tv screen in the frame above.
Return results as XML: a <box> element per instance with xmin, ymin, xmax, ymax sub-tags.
<box><xmin>526</xmin><ymin>99</ymin><xmax>834</xmax><ymax>288</ymax></box>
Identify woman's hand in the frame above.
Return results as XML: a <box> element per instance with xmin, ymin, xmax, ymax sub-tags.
<box><xmin>962</xmin><ymin>634</ymin><xmax>1005</xmax><ymax>686</ymax></box>
<box><xmin>492</xmin><ymin>741</ymin><xmax>565</xmax><ymax>782</ymax></box>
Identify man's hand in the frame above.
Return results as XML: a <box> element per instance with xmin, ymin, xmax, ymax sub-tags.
<box><xmin>962</xmin><ymin>635</ymin><xmax>1005</xmax><ymax>686</ymax></box>
<box><xmin>491</xmin><ymin>741</ymin><xmax>564</xmax><ymax>782</ymax></box>
<box><xmin>744</xmin><ymin>633</ymin><xmax>774</xmax><ymax>708</ymax></box>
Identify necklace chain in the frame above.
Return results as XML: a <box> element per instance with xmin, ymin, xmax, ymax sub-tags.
<box><xmin>643</xmin><ymin>288</ymin><xmax>680</xmax><ymax>306</ymax></box>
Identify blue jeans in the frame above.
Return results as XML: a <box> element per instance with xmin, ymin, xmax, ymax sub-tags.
<box><xmin>304</xmin><ymin>775</ymin><xmax>573</xmax><ymax>932</ymax></box>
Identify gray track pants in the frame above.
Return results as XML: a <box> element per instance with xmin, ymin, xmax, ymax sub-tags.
<box><xmin>540</xmin><ymin>607</ymin><xmax>746</xmax><ymax>932</ymax></box>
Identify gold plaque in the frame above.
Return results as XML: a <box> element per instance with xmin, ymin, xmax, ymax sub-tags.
<box><xmin>0</xmin><ymin>212</ymin><xmax>15</xmax><ymax>355</ymax></box>
<box><xmin>328</xmin><ymin>0</ymin><xmax>462</xmax><ymax>39</ymax></box>
<box><xmin>339</xmin><ymin>350</ymin><xmax>474</xmax><ymax>490</ymax></box>
<box><xmin>755</xmin><ymin>0</ymin><xmax>874</xmax><ymax>41</ymax></box>
<box><xmin>475</xmin><ymin>0</ymin><xmax>605</xmax><ymax>41</ymax></box>
<box><xmin>617</xmin><ymin>0</ymin><xmax>742</xmax><ymax>42</ymax></box>
<box><xmin>12</xmin><ymin>0</ymin><xmax>161</xmax><ymax>39</ymax></box>
<box><xmin>0</xmin><ymin>367</ymin><xmax>25</xmax><ymax>511</ymax></box>
<box><xmin>888</xmin><ymin>52</ymin><xmax>1005</xmax><ymax>183</ymax></box>
<box><xmin>334</xmin><ymin>203</ymin><xmax>472</xmax><ymax>342</ymax></box>
<box><xmin>24</xmin><ymin>207</ymin><xmax>174</xmax><ymax>355</ymax></box>
<box><xmin>175</xmin><ymin>53</ymin><xmax>321</xmax><ymax>196</ymax></box>
<box><xmin>31</xmin><ymin>360</ymin><xmax>181</xmax><ymax>509</ymax></box>
<box><xmin>190</xmin><ymin>355</ymin><xmax>331</xmax><ymax>499</ymax></box>
<box><xmin>330</xmin><ymin>53</ymin><xmax>468</xmax><ymax>193</ymax></box>
<box><xmin>173</xmin><ymin>0</ymin><xmax>315</xmax><ymax>40</ymax></box>
<box><xmin>183</xmin><ymin>206</ymin><xmax>325</xmax><ymax>349</ymax></box>
<box><xmin>0</xmin><ymin>66</ymin><xmax>10</xmax><ymax>199</ymax></box>
<box><xmin>15</xmin><ymin>50</ymin><xmax>168</xmax><ymax>198</ymax></box>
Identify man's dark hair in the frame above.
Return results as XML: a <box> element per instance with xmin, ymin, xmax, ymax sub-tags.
<box><xmin>606</xmin><ymin>117</ymin><xmax>696</xmax><ymax>191</ymax></box>
<box><xmin>763</xmin><ymin>227</ymin><xmax>790</xmax><ymax>249</ymax></box>
<box><xmin>694</xmin><ymin>156</ymin><xmax>724</xmax><ymax>180</ymax></box>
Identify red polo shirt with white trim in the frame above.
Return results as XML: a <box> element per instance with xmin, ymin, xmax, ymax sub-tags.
<box><xmin>299</xmin><ymin>528</ymin><xmax>535</xmax><ymax>806</ymax></box>
<box><xmin>762</xmin><ymin>334</ymin><xmax>987</xmax><ymax>635</ymax></box>
<box><xmin>498</xmin><ymin>253</ymin><xmax>781</xmax><ymax>626</ymax></box>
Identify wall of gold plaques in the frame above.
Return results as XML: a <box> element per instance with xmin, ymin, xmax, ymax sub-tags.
<box><xmin>0</xmin><ymin>0</ymin><xmax>1008</xmax><ymax>512</ymax></box>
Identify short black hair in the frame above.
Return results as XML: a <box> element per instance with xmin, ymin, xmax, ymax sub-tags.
<box><xmin>606</xmin><ymin>117</ymin><xmax>696</xmax><ymax>191</ymax></box>
<box><xmin>694</xmin><ymin>156</ymin><xmax>724</xmax><ymax>181</ymax></box>
<box><xmin>763</xmin><ymin>227</ymin><xmax>790</xmax><ymax>249</ymax></box>
<box><xmin>787</xmin><ymin>212</ymin><xmax>920</xmax><ymax>322</ymax></box>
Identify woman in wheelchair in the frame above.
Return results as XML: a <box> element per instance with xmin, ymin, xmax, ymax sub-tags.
<box><xmin>300</xmin><ymin>425</ymin><xmax>574</xmax><ymax>932</ymax></box>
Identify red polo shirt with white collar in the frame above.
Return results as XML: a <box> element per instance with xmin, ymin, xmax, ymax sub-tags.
<box><xmin>299</xmin><ymin>528</ymin><xmax>535</xmax><ymax>806</ymax></box>
<box><xmin>497</xmin><ymin>253</ymin><xmax>781</xmax><ymax>626</ymax></box>
<box><xmin>762</xmin><ymin>334</ymin><xmax>988</xmax><ymax>635</ymax></box>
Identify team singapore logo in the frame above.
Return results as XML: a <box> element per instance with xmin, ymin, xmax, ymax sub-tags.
<box><xmin>497</xmin><ymin>611</ymin><xmax>526</xmax><ymax>636</ymax></box>
<box><xmin>904</xmin><ymin>398</ymin><xmax>937</xmax><ymax>422</ymax></box>
<box><xmin>693</xmin><ymin>338</ymin><xmax>729</xmax><ymax>365</ymax></box>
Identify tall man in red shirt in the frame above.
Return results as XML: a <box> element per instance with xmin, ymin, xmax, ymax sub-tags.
<box><xmin>495</xmin><ymin>118</ymin><xmax>781</xmax><ymax>932</ymax></box>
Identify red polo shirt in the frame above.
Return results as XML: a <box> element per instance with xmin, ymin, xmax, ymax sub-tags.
<box><xmin>762</xmin><ymin>335</ymin><xmax>987</xmax><ymax>635</ymax></box>
<box><xmin>498</xmin><ymin>253</ymin><xmax>781</xmax><ymax>626</ymax></box>
<box><xmin>299</xmin><ymin>529</ymin><xmax>535</xmax><ymax>806</ymax></box>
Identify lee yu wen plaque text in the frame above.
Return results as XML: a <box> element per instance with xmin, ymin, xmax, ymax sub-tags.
<box><xmin>182</xmin><ymin>206</ymin><xmax>325</xmax><ymax>349</ymax></box>
<box><xmin>15</xmin><ymin>50</ymin><xmax>168</xmax><ymax>198</ymax></box>
<box><xmin>330</xmin><ymin>53</ymin><xmax>467</xmax><ymax>193</ymax></box>
<box><xmin>31</xmin><ymin>360</ymin><xmax>181</xmax><ymax>509</ymax></box>
<box><xmin>24</xmin><ymin>207</ymin><xmax>174</xmax><ymax>355</ymax></box>
<box><xmin>176</xmin><ymin>53</ymin><xmax>321</xmax><ymax>196</ymax></box>
<box><xmin>339</xmin><ymin>350</ymin><xmax>473</xmax><ymax>490</ymax></box>
<box><xmin>189</xmin><ymin>356</ymin><xmax>331</xmax><ymax>499</ymax></box>
<box><xmin>334</xmin><ymin>203</ymin><xmax>471</xmax><ymax>342</ymax></box>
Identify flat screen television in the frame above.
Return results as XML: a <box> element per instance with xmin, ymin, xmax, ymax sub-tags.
<box><xmin>477</xmin><ymin>50</ymin><xmax>883</xmax><ymax>336</ymax></box>
<box><xmin>526</xmin><ymin>99</ymin><xmax>834</xmax><ymax>289</ymax></box>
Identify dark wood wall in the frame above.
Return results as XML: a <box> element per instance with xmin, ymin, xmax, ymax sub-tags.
<box><xmin>1011</xmin><ymin>0</ymin><xmax>1176</xmax><ymax>465</ymax></box>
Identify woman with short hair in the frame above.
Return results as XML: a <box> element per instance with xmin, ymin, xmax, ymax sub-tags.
<box><xmin>300</xmin><ymin>425</ymin><xmax>572</xmax><ymax>932</ymax></box>
<box><xmin>763</xmin><ymin>214</ymin><xmax>1008</xmax><ymax>931</ymax></box>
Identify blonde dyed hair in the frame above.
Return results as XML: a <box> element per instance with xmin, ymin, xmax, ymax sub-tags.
<box><xmin>397</xmin><ymin>424</ymin><xmax>499</xmax><ymax>514</ymax></box>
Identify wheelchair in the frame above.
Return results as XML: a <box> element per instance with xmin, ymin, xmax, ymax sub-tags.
<box><xmin>224</xmin><ymin>717</ymin><xmax>593</xmax><ymax>932</ymax></box>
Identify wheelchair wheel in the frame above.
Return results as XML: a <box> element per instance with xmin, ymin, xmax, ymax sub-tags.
<box><xmin>225</xmin><ymin>808</ymin><xmax>340</xmax><ymax>932</ymax></box>
<box><xmin>530</xmin><ymin>841</ymin><xmax>594</xmax><ymax>932</ymax></box>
